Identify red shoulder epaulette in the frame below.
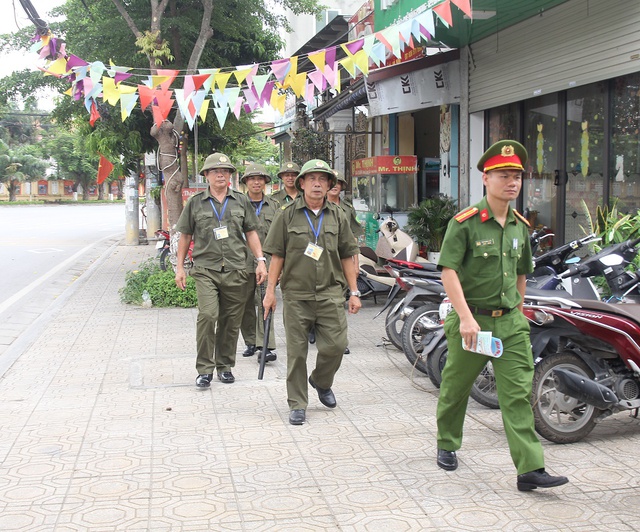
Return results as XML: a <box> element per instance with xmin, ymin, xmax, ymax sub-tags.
<box><xmin>454</xmin><ymin>207</ymin><xmax>478</xmax><ymax>223</ymax></box>
<box><xmin>513</xmin><ymin>209</ymin><xmax>531</xmax><ymax>227</ymax></box>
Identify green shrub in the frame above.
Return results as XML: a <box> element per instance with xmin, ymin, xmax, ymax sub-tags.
<box><xmin>145</xmin><ymin>270</ymin><xmax>198</xmax><ymax>307</ymax></box>
<box><xmin>119</xmin><ymin>258</ymin><xmax>197</xmax><ymax>307</ymax></box>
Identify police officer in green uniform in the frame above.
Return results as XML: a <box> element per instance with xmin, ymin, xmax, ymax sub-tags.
<box><xmin>175</xmin><ymin>153</ymin><xmax>267</xmax><ymax>388</ymax></box>
<box><xmin>435</xmin><ymin>140</ymin><xmax>569</xmax><ymax>492</ymax></box>
<box><xmin>270</xmin><ymin>162</ymin><xmax>300</xmax><ymax>204</ymax></box>
<box><xmin>238</xmin><ymin>163</ymin><xmax>279</xmax><ymax>362</ymax></box>
<box><xmin>262</xmin><ymin>159</ymin><xmax>361</xmax><ymax>426</ymax></box>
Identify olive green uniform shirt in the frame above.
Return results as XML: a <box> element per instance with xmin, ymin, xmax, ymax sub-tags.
<box><xmin>270</xmin><ymin>188</ymin><xmax>298</xmax><ymax>204</ymax></box>
<box><xmin>437</xmin><ymin>196</ymin><xmax>533</xmax><ymax>309</ymax></box>
<box><xmin>175</xmin><ymin>187</ymin><xmax>259</xmax><ymax>271</ymax></box>
<box><xmin>263</xmin><ymin>196</ymin><xmax>359</xmax><ymax>301</ymax></box>
<box><xmin>245</xmin><ymin>194</ymin><xmax>280</xmax><ymax>273</ymax></box>
<box><xmin>337</xmin><ymin>198</ymin><xmax>364</xmax><ymax>238</ymax></box>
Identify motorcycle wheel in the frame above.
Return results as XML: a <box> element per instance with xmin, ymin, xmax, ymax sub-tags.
<box><xmin>426</xmin><ymin>342</ymin><xmax>447</xmax><ymax>388</ymax></box>
<box><xmin>384</xmin><ymin>306</ymin><xmax>410</xmax><ymax>350</ymax></box>
<box><xmin>159</xmin><ymin>247</ymin><xmax>172</xmax><ymax>271</ymax></box>
<box><xmin>426</xmin><ymin>345</ymin><xmax>500</xmax><ymax>409</ymax></box>
<box><xmin>532</xmin><ymin>351</ymin><xmax>600</xmax><ymax>444</ymax></box>
<box><xmin>401</xmin><ymin>305</ymin><xmax>440</xmax><ymax>375</ymax></box>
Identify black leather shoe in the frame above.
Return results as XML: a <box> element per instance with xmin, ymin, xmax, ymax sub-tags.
<box><xmin>517</xmin><ymin>469</ymin><xmax>569</xmax><ymax>491</ymax></box>
<box><xmin>242</xmin><ymin>344</ymin><xmax>256</xmax><ymax>357</ymax></box>
<box><xmin>308</xmin><ymin>328</ymin><xmax>316</xmax><ymax>344</ymax></box>
<box><xmin>308</xmin><ymin>376</ymin><xmax>336</xmax><ymax>408</ymax></box>
<box><xmin>217</xmin><ymin>371</ymin><xmax>235</xmax><ymax>384</ymax></box>
<box><xmin>195</xmin><ymin>373</ymin><xmax>213</xmax><ymax>388</ymax></box>
<box><xmin>344</xmin><ymin>347</ymin><xmax>350</xmax><ymax>354</ymax></box>
<box><xmin>289</xmin><ymin>409</ymin><xmax>306</xmax><ymax>425</ymax></box>
<box><xmin>437</xmin><ymin>449</ymin><xmax>458</xmax><ymax>471</ymax></box>
<box><xmin>257</xmin><ymin>348</ymin><xmax>277</xmax><ymax>362</ymax></box>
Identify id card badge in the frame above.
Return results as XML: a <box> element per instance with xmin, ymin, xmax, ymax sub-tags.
<box><xmin>304</xmin><ymin>242</ymin><xmax>324</xmax><ymax>261</ymax></box>
<box><xmin>214</xmin><ymin>226</ymin><xmax>229</xmax><ymax>240</ymax></box>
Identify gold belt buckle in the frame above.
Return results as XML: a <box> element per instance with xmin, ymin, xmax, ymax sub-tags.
<box><xmin>491</xmin><ymin>309</ymin><xmax>503</xmax><ymax>317</ymax></box>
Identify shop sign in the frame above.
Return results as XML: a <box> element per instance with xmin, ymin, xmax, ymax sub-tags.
<box><xmin>366</xmin><ymin>61</ymin><xmax>460</xmax><ymax>117</ymax></box>
<box><xmin>351</xmin><ymin>155</ymin><xmax>418</xmax><ymax>177</ymax></box>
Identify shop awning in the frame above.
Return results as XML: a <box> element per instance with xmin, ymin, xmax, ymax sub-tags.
<box><xmin>312</xmin><ymin>79</ymin><xmax>368</xmax><ymax>121</ymax></box>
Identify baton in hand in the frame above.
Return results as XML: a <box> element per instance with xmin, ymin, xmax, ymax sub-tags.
<box><xmin>259</xmin><ymin>309</ymin><xmax>272</xmax><ymax>380</ymax></box>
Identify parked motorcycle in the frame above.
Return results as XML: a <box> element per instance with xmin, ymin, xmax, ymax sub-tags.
<box><xmin>157</xmin><ymin>229</ymin><xmax>194</xmax><ymax>272</ymax></box>
<box><xmin>525</xmin><ymin>237</ymin><xmax>640</xmax><ymax>443</ymax></box>
<box><xmin>423</xmin><ymin>231</ymin><xmax>602</xmax><ymax>409</ymax></box>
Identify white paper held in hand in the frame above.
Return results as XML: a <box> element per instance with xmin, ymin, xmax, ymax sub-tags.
<box><xmin>462</xmin><ymin>331</ymin><xmax>503</xmax><ymax>358</ymax></box>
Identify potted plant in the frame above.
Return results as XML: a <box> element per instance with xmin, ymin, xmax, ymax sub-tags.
<box><xmin>405</xmin><ymin>195</ymin><xmax>458</xmax><ymax>262</ymax></box>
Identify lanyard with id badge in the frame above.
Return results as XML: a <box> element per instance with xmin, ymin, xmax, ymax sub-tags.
<box><xmin>209</xmin><ymin>197</ymin><xmax>229</xmax><ymax>239</ymax></box>
<box><xmin>303</xmin><ymin>209</ymin><xmax>324</xmax><ymax>261</ymax></box>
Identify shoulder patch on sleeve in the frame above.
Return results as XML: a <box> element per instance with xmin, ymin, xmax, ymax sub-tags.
<box><xmin>454</xmin><ymin>207</ymin><xmax>478</xmax><ymax>223</ymax></box>
<box><xmin>513</xmin><ymin>209</ymin><xmax>531</xmax><ymax>227</ymax></box>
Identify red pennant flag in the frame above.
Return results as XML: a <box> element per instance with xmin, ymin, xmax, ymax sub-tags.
<box><xmin>97</xmin><ymin>154</ymin><xmax>114</xmax><ymax>185</ymax></box>
<box><xmin>434</xmin><ymin>1</ymin><xmax>454</xmax><ymax>26</ymax></box>
<box><xmin>89</xmin><ymin>101</ymin><xmax>101</xmax><ymax>127</ymax></box>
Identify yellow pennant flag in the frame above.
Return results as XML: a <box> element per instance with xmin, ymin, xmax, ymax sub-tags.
<box><xmin>199</xmin><ymin>99</ymin><xmax>211</xmax><ymax>122</ymax></box>
<box><xmin>308</xmin><ymin>50</ymin><xmax>326</xmax><ymax>72</ymax></box>
<box><xmin>214</xmin><ymin>71</ymin><xmax>233</xmax><ymax>92</ymax></box>
<box><xmin>150</xmin><ymin>75</ymin><xmax>171</xmax><ymax>88</ymax></box>
<box><xmin>102</xmin><ymin>76</ymin><xmax>120</xmax><ymax>106</ymax></box>
<box><xmin>270</xmin><ymin>89</ymin><xmax>286</xmax><ymax>115</ymax></box>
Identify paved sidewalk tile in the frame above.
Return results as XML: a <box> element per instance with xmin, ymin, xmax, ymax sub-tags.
<box><xmin>1</xmin><ymin>243</ymin><xmax>640</xmax><ymax>530</ymax></box>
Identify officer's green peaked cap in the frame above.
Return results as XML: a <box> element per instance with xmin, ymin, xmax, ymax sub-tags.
<box><xmin>477</xmin><ymin>140</ymin><xmax>527</xmax><ymax>172</ymax></box>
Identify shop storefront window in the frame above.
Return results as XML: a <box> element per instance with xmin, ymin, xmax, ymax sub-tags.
<box><xmin>487</xmin><ymin>103</ymin><xmax>520</xmax><ymax>145</ymax></box>
<box><xmin>566</xmin><ymin>82</ymin><xmax>605</xmax><ymax>242</ymax></box>
<box><xmin>611</xmin><ymin>73</ymin><xmax>640</xmax><ymax>213</ymax></box>
<box><xmin>523</xmin><ymin>94</ymin><xmax>558</xmax><ymax>235</ymax></box>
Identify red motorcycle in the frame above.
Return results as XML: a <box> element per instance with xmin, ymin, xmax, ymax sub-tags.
<box><xmin>155</xmin><ymin>229</ymin><xmax>193</xmax><ymax>271</ymax></box>
<box><xmin>524</xmin><ymin>237</ymin><xmax>640</xmax><ymax>443</ymax></box>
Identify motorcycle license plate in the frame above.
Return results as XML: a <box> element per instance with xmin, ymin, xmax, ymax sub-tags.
<box><xmin>156</xmin><ymin>240</ymin><xmax>165</xmax><ymax>250</ymax></box>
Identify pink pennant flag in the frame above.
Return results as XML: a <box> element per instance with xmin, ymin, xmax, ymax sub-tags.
<box><xmin>270</xmin><ymin>58</ymin><xmax>291</xmax><ymax>82</ymax></box>
<box><xmin>183</xmin><ymin>75</ymin><xmax>196</xmax><ymax>96</ymax></box>
<box><xmin>344</xmin><ymin>39</ymin><xmax>364</xmax><ymax>55</ymax></box>
<box><xmin>433</xmin><ymin>1</ymin><xmax>453</xmax><ymax>27</ymax></box>
<box><xmin>308</xmin><ymin>69</ymin><xmax>326</xmax><ymax>92</ymax></box>
<box><xmin>156</xmin><ymin>69</ymin><xmax>178</xmax><ymax>90</ymax></box>
<box><xmin>304</xmin><ymin>81</ymin><xmax>315</xmax><ymax>104</ymax></box>
<box><xmin>233</xmin><ymin>96</ymin><xmax>244</xmax><ymax>120</ymax></box>
<box><xmin>451</xmin><ymin>0</ymin><xmax>472</xmax><ymax>18</ymax></box>
<box><xmin>242</xmin><ymin>88</ymin><xmax>259</xmax><ymax>111</ymax></box>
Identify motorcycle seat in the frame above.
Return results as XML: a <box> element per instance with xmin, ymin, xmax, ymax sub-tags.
<box><xmin>571</xmin><ymin>299</ymin><xmax>640</xmax><ymax>322</ymax></box>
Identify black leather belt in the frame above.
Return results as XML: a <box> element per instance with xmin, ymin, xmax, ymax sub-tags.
<box><xmin>471</xmin><ymin>307</ymin><xmax>512</xmax><ymax>317</ymax></box>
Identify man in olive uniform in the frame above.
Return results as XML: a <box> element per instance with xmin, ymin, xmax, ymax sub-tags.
<box><xmin>435</xmin><ymin>140</ymin><xmax>568</xmax><ymax>491</ymax></box>
<box><xmin>239</xmin><ymin>163</ymin><xmax>279</xmax><ymax>362</ymax></box>
<box><xmin>262</xmin><ymin>159</ymin><xmax>361</xmax><ymax>426</ymax></box>
<box><xmin>327</xmin><ymin>169</ymin><xmax>364</xmax><ymax>354</ymax></box>
<box><xmin>270</xmin><ymin>162</ymin><xmax>300</xmax><ymax>204</ymax></box>
<box><xmin>175</xmin><ymin>152</ymin><xmax>267</xmax><ymax>388</ymax></box>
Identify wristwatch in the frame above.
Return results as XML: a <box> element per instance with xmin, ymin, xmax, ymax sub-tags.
<box><xmin>349</xmin><ymin>290</ymin><xmax>361</xmax><ymax>298</ymax></box>
<box><xmin>256</xmin><ymin>257</ymin><xmax>267</xmax><ymax>262</ymax></box>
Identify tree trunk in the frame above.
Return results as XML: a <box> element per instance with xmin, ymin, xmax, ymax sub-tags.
<box><xmin>152</xmin><ymin>120</ymin><xmax>182</xmax><ymax>230</ymax></box>
<box><xmin>9</xmin><ymin>180</ymin><xmax>17</xmax><ymax>202</ymax></box>
<box><xmin>98</xmin><ymin>182</ymin><xmax>105</xmax><ymax>200</ymax></box>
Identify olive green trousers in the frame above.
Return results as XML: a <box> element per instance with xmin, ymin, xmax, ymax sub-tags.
<box><xmin>240</xmin><ymin>274</ymin><xmax>276</xmax><ymax>350</ymax></box>
<box><xmin>190</xmin><ymin>266</ymin><xmax>248</xmax><ymax>374</ymax></box>
<box><xmin>436</xmin><ymin>309</ymin><xmax>545</xmax><ymax>475</ymax></box>
<box><xmin>282</xmin><ymin>298</ymin><xmax>348</xmax><ymax>410</ymax></box>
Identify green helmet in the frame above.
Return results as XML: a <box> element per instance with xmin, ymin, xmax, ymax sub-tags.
<box><xmin>295</xmin><ymin>159</ymin><xmax>337</xmax><ymax>191</ymax></box>
<box><xmin>240</xmin><ymin>163</ymin><xmax>271</xmax><ymax>184</ymax></box>
<box><xmin>277</xmin><ymin>161</ymin><xmax>300</xmax><ymax>177</ymax></box>
<box><xmin>332</xmin><ymin>169</ymin><xmax>348</xmax><ymax>189</ymax></box>
<box><xmin>200</xmin><ymin>152</ymin><xmax>236</xmax><ymax>175</ymax></box>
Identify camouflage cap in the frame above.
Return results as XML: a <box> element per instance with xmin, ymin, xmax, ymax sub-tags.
<box><xmin>240</xmin><ymin>163</ymin><xmax>271</xmax><ymax>184</ymax></box>
<box><xmin>295</xmin><ymin>159</ymin><xmax>337</xmax><ymax>191</ymax></box>
<box><xmin>277</xmin><ymin>161</ymin><xmax>300</xmax><ymax>177</ymax></box>
<box><xmin>477</xmin><ymin>140</ymin><xmax>528</xmax><ymax>172</ymax></box>
<box><xmin>200</xmin><ymin>152</ymin><xmax>236</xmax><ymax>175</ymax></box>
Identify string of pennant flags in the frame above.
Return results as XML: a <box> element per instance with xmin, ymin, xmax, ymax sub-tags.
<box><xmin>34</xmin><ymin>0</ymin><xmax>471</xmax><ymax>130</ymax></box>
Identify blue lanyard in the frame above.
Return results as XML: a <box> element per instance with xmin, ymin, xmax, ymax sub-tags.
<box><xmin>209</xmin><ymin>197</ymin><xmax>229</xmax><ymax>224</ymax></box>
<box><xmin>253</xmin><ymin>199</ymin><xmax>265</xmax><ymax>216</ymax></box>
<box><xmin>303</xmin><ymin>209</ymin><xmax>324</xmax><ymax>244</ymax></box>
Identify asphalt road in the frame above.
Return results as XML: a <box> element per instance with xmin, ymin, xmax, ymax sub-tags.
<box><xmin>0</xmin><ymin>203</ymin><xmax>124</xmax><ymax>309</ymax></box>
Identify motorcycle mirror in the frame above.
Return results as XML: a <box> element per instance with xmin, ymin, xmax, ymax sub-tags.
<box><xmin>600</xmin><ymin>255</ymin><xmax>624</xmax><ymax>266</ymax></box>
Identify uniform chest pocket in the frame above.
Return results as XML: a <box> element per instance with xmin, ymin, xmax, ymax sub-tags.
<box><xmin>322</xmin><ymin>221</ymin><xmax>339</xmax><ymax>249</ymax></box>
<box><xmin>472</xmin><ymin>245</ymin><xmax>500</xmax><ymax>276</ymax></box>
<box><xmin>195</xmin><ymin>211</ymin><xmax>215</xmax><ymax>233</ymax></box>
<box><xmin>287</xmin><ymin>225</ymin><xmax>311</xmax><ymax>251</ymax></box>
